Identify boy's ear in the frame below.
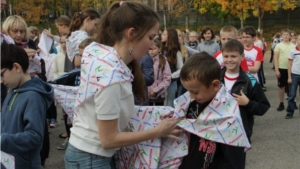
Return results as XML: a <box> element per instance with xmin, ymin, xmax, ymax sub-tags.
<box><xmin>13</xmin><ymin>63</ymin><xmax>23</xmax><ymax>73</ymax></box>
<box><xmin>211</xmin><ymin>79</ymin><xmax>221</xmax><ymax>91</ymax></box>
<box><xmin>241</xmin><ymin>53</ymin><xmax>245</xmax><ymax>59</ymax></box>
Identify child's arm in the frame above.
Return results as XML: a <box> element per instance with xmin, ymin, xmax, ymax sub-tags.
<box><xmin>171</xmin><ymin>52</ymin><xmax>184</xmax><ymax>79</ymax></box>
<box><xmin>249</xmin><ymin>48</ymin><xmax>263</xmax><ymax>74</ymax></box>
<box><xmin>287</xmin><ymin>50</ymin><xmax>294</xmax><ymax>84</ymax></box>
<box><xmin>233</xmin><ymin>82</ymin><xmax>270</xmax><ymax>116</ymax></box>
<box><xmin>151</xmin><ymin>61</ymin><xmax>172</xmax><ymax>96</ymax></box>
<box><xmin>273</xmin><ymin>46</ymin><xmax>280</xmax><ymax>78</ymax></box>
<box><xmin>287</xmin><ymin>60</ymin><xmax>293</xmax><ymax>84</ymax></box>
<box><xmin>1</xmin><ymin>92</ymin><xmax>47</xmax><ymax>153</ymax></box>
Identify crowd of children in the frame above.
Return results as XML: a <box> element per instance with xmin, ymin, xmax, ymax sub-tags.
<box><xmin>1</xmin><ymin>0</ymin><xmax>300</xmax><ymax>168</ymax></box>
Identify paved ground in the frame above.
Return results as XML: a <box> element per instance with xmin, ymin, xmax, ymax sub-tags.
<box><xmin>43</xmin><ymin>51</ymin><xmax>300</xmax><ymax>169</ymax></box>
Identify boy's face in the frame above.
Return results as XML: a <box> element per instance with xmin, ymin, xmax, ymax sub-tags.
<box><xmin>242</xmin><ymin>32</ymin><xmax>254</xmax><ymax>47</ymax></box>
<box><xmin>282</xmin><ymin>32</ymin><xmax>291</xmax><ymax>42</ymax></box>
<box><xmin>60</xmin><ymin>36</ymin><xmax>66</xmax><ymax>52</ymax></box>
<box><xmin>74</xmin><ymin>48</ymin><xmax>83</xmax><ymax>68</ymax></box>
<box><xmin>220</xmin><ymin>32</ymin><xmax>235</xmax><ymax>46</ymax></box>
<box><xmin>189</xmin><ymin>32</ymin><xmax>197</xmax><ymax>42</ymax></box>
<box><xmin>215</xmin><ymin>35</ymin><xmax>220</xmax><ymax>41</ymax></box>
<box><xmin>1</xmin><ymin>63</ymin><xmax>23</xmax><ymax>89</ymax></box>
<box><xmin>291</xmin><ymin>38</ymin><xmax>296</xmax><ymax>45</ymax></box>
<box><xmin>237</xmin><ymin>35</ymin><xmax>243</xmax><ymax>43</ymax></box>
<box><xmin>181</xmin><ymin>78</ymin><xmax>220</xmax><ymax>104</ymax></box>
<box><xmin>29</xmin><ymin>31</ymin><xmax>36</xmax><ymax>39</ymax></box>
<box><xmin>222</xmin><ymin>50</ymin><xmax>244</xmax><ymax>74</ymax></box>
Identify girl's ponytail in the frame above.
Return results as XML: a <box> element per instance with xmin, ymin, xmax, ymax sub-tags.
<box><xmin>67</xmin><ymin>8</ymin><xmax>100</xmax><ymax>38</ymax></box>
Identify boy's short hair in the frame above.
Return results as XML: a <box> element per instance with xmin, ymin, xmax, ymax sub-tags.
<box><xmin>222</xmin><ymin>39</ymin><xmax>244</xmax><ymax>55</ymax></box>
<box><xmin>242</xmin><ymin>26</ymin><xmax>256</xmax><ymax>37</ymax></box>
<box><xmin>28</xmin><ymin>26</ymin><xmax>38</xmax><ymax>35</ymax></box>
<box><xmin>220</xmin><ymin>25</ymin><xmax>237</xmax><ymax>38</ymax></box>
<box><xmin>275</xmin><ymin>33</ymin><xmax>280</xmax><ymax>39</ymax></box>
<box><xmin>1</xmin><ymin>42</ymin><xmax>29</xmax><ymax>72</ymax></box>
<box><xmin>281</xmin><ymin>29</ymin><xmax>291</xmax><ymax>35</ymax></box>
<box><xmin>79</xmin><ymin>38</ymin><xmax>94</xmax><ymax>49</ymax></box>
<box><xmin>180</xmin><ymin>52</ymin><xmax>221</xmax><ymax>88</ymax></box>
<box><xmin>237</xmin><ymin>28</ymin><xmax>243</xmax><ymax>36</ymax></box>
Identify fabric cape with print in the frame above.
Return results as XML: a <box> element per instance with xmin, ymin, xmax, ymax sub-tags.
<box><xmin>52</xmin><ymin>42</ymin><xmax>133</xmax><ymax>123</ymax></box>
<box><xmin>38</xmin><ymin>33</ymin><xmax>56</xmax><ymax>81</ymax></box>
<box><xmin>52</xmin><ymin>42</ymin><xmax>251</xmax><ymax>168</ymax></box>
<box><xmin>66</xmin><ymin>30</ymin><xmax>89</xmax><ymax>62</ymax></box>
<box><xmin>114</xmin><ymin>85</ymin><xmax>251</xmax><ymax>169</ymax></box>
<box><xmin>1</xmin><ymin>151</ymin><xmax>15</xmax><ymax>169</ymax></box>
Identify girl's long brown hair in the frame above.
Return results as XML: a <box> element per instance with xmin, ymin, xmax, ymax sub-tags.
<box><xmin>154</xmin><ymin>39</ymin><xmax>166</xmax><ymax>73</ymax></box>
<box><xmin>67</xmin><ymin>8</ymin><xmax>100</xmax><ymax>38</ymax></box>
<box><xmin>96</xmin><ymin>1</ymin><xmax>159</xmax><ymax>104</ymax></box>
<box><xmin>162</xmin><ymin>28</ymin><xmax>181</xmax><ymax>65</ymax></box>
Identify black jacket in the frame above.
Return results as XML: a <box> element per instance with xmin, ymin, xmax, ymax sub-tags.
<box><xmin>221</xmin><ymin>67</ymin><xmax>270</xmax><ymax>140</ymax></box>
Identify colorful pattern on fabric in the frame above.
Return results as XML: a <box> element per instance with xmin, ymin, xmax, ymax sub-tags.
<box><xmin>1</xmin><ymin>151</ymin><xmax>15</xmax><ymax>169</ymax></box>
<box><xmin>38</xmin><ymin>33</ymin><xmax>56</xmax><ymax>81</ymax></box>
<box><xmin>52</xmin><ymin>42</ymin><xmax>133</xmax><ymax>123</ymax></box>
<box><xmin>52</xmin><ymin>84</ymin><xmax>78</xmax><ymax>124</ymax></box>
<box><xmin>66</xmin><ymin>30</ymin><xmax>89</xmax><ymax>62</ymax></box>
<box><xmin>114</xmin><ymin>85</ymin><xmax>251</xmax><ymax>169</ymax></box>
<box><xmin>28</xmin><ymin>54</ymin><xmax>41</xmax><ymax>74</ymax></box>
<box><xmin>0</xmin><ymin>32</ymin><xmax>15</xmax><ymax>44</ymax></box>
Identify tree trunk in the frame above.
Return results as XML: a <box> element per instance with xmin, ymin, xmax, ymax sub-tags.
<box><xmin>195</xmin><ymin>4</ymin><xmax>199</xmax><ymax>31</ymax></box>
<box><xmin>288</xmin><ymin>10</ymin><xmax>290</xmax><ymax>28</ymax></box>
<box><xmin>163</xmin><ymin>10</ymin><xmax>167</xmax><ymax>30</ymax></box>
<box><xmin>240</xmin><ymin>10</ymin><xmax>244</xmax><ymax>28</ymax></box>
<box><xmin>185</xmin><ymin>14</ymin><xmax>189</xmax><ymax>32</ymax></box>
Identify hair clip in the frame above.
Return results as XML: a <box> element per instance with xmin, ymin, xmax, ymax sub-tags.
<box><xmin>120</xmin><ymin>1</ymin><xmax>124</xmax><ymax>6</ymax></box>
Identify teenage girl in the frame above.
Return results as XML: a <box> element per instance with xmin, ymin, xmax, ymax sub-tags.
<box><xmin>148</xmin><ymin>39</ymin><xmax>172</xmax><ymax>106</ymax></box>
<box><xmin>161</xmin><ymin>28</ymin><xmax>183</xmax><ymax>107</ymax></box>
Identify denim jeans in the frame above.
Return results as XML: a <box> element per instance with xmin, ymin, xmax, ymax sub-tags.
<box><xmin>166</xmin><ymin>81</ymin><xmax>177</xmax><ymax>107</ymax></box>
<box><xmin>286</xmin><ymin>74</ymin><xmax>300</xmax><ymax>115</ymax></box>
<box><xmin>65</xmin><ymin>143</ymin><xmax>114</xmax><ymax>169</ymax></box>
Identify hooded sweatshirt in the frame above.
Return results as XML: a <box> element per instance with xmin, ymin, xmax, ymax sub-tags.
<box><xmin>1</xmin><ymin>78</ymin><xmax>54</xmax><ymax>169</ymax></box>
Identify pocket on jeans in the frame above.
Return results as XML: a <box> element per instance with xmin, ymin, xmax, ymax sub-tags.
<box><xmin>65</xmin><ymin>160</ymin><xmax>80</xmax><ymax>169</ymax></box>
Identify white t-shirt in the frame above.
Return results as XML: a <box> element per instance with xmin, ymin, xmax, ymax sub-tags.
<box><xmin>288</xmin><ymin>46</ymin><xmax>300</xmax><ymax>75</ymax></box>
<box><xmin>69</xmin><ymin>60</ymin><xmax>135</xmax><ymax>157</ymax></box>
<box><xmin>244</xmin><ymin>46</ymin><xmax>264</xmax><ymax>82</ymax></box>
<box><xmin>224</xmin><ymin>72</ymin><xmax>239</xmax><ymax>93</ymax></box>
<box><xmin>254</xmin><ymin>40</ymin><xmax>264</xmax><ymax>51</ymax></box>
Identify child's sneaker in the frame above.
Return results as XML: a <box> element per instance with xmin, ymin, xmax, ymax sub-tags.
<box><xmin>50</xmin><ymin>119</ymin><xmax>57</xmax><ymax>128</ymax></box>
<box><xmin>277</xmin><ymin>103</ymin><xmax>284</xmax><ymax>111</ymax></box>
<box><xmin>57</xmin><ymin>137</ymin><xmax>69</xmax><ymax>150</ymax></box>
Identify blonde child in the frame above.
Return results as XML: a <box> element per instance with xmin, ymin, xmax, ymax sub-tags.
<box><xmin>148</xmin><ymin>39</ymin><xmax>172</xmax><ymax>106</ymax></box>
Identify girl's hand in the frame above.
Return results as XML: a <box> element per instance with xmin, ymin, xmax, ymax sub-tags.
<box><xmin>24</xmin><ymin>48</ymin><xmax>37</xmax><ymax>61</ymax></box>
<box><xmin>156</xmin><ymin>117</ymin><xmax>184</xmax><ymax>140</ymax></box>
<box><xmin>43</xmin><ymin>29</ymin><xmax>54</xmax><ymax>39</ymax></box>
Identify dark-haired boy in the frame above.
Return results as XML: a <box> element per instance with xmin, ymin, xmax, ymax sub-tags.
<box><xmin>242</xmin><ymin>26</ymin><xmax>264</xmax><ymax>86</ymax></box>
<box><xmin>1</xmin><ymin>43</ymin><xmax>54</xmax><ymax>169</ymax></box>
<box><xmin>179</xmin><ymin>52</ymin><xmax>249</xmax><ymax>169</ymax></box>
<box><xmin>221</xmin><ymin>40</ymin><xmax>270</xmax><ymax>142</ymax></box>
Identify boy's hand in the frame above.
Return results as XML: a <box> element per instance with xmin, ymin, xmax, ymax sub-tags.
<box><xmin>275</xmin><ymin>70</ymin><xmax>281</xmax><ymax>78</ymax></box>
<box><xmin>232</xmin><ymin>90</ymin><xmax>249</xmax><ymax>106</ymax></box>
<box><xmin>288</xmin><ymin>78</ymin><xmax>292</xmax><ymax>84</ymax></box>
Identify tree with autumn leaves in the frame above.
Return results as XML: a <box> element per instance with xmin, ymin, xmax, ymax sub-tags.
<box><xmin>197</xmin><ymin>0</ymin><xmax>299</xmax><ymax>31</ymax></box>
<box><xmin>2</xmin><ymin>0</ymin><xmax>117</xmax><ymax>23</ymax></box>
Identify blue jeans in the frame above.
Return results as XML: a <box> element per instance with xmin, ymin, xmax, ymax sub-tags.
<box><xmin>286</xmin><ymin>74</ymin><xmax>300</xmax><ymax>115</ymax></box>
<box><xmin>166</xmin><ymin>81</ymin><xmax>177</xmax><ymax>107</ymax></box>
<box><xmin>65</xmin><ymin>143</ymin><xmax>114</xmax><ymax>169</ymax></box>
